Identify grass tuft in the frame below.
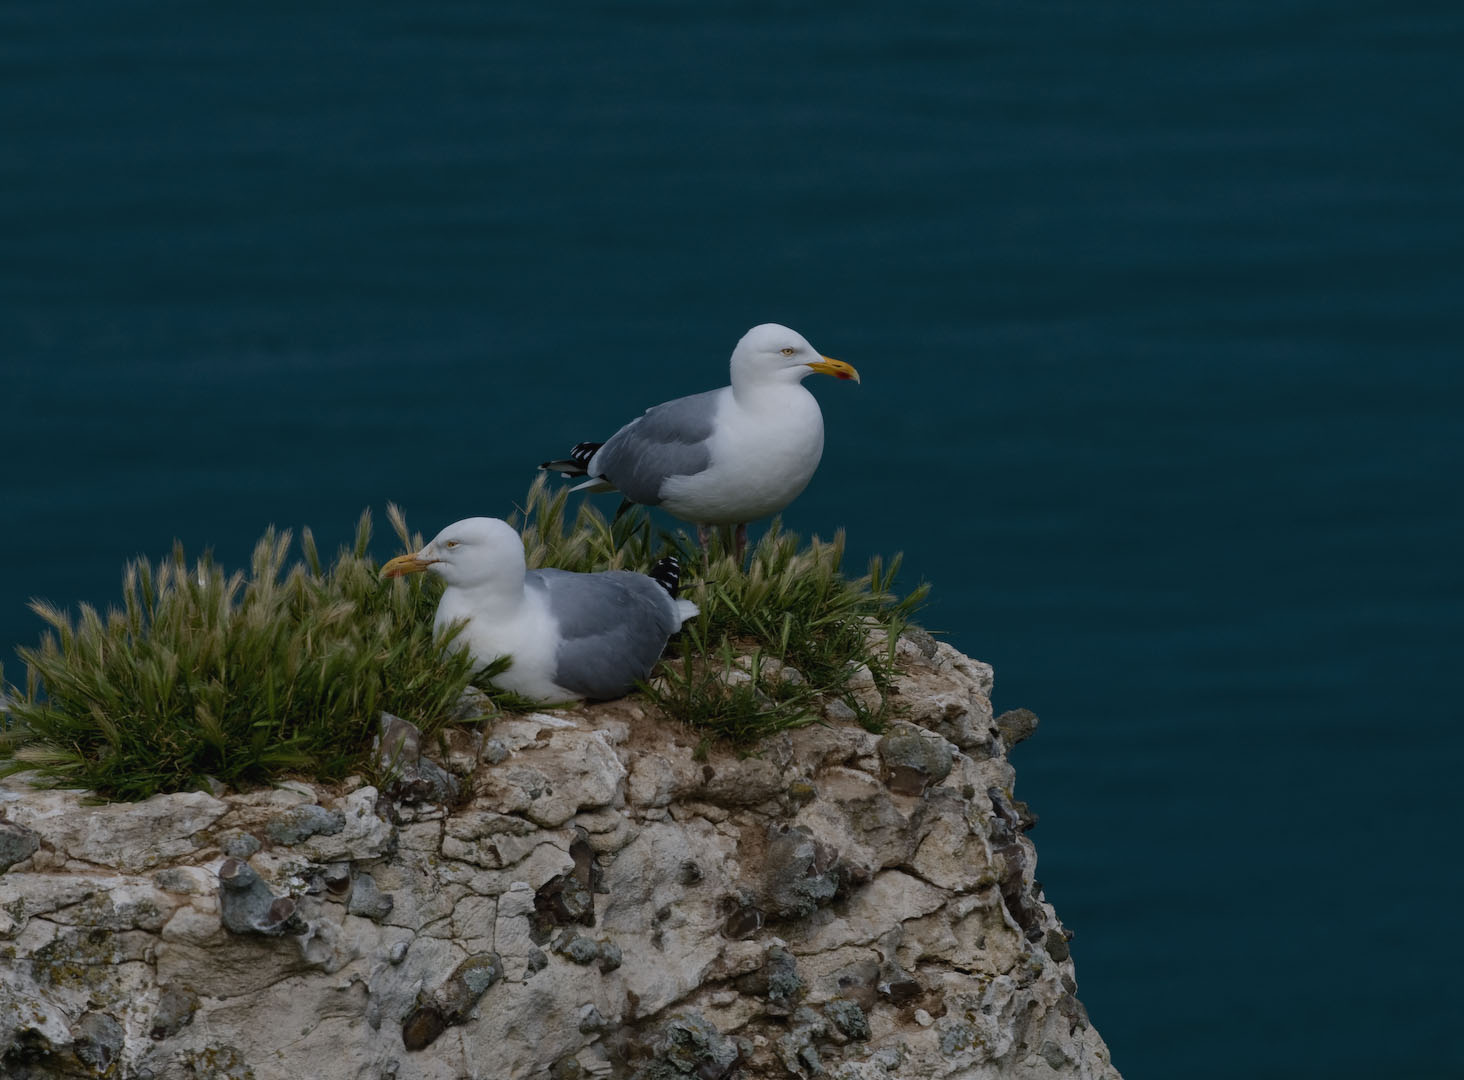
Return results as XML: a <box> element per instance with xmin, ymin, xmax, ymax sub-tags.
<box><xmin>0</xmin><ymin>510</ymin><xmax>496</xmax><ymax>800</ymax></box>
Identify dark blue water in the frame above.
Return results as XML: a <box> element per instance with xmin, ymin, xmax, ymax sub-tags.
<box><xmin>4</xmin><ymin>3</ymin><xmax>1462</xmax><ymax>1076</ymax></box>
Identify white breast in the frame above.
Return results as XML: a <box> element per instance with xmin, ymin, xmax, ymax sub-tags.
<box><xmin>435</xmin><ymin>586</ymin><xmax>576</xmax><ymax>701</ymax></box>
<box><xmin>659</xmin><ymin>384</ymin><xmax>825</xmax><ymax>524</ymax></box>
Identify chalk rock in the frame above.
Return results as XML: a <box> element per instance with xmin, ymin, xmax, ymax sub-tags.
<box><xmin>1</xmin><ymin>787</ymin><xmax>227</xmax><ymax>873</ymax></box>
<box><xmin>0</xmin><ymin>640</ymin><xmax>1121</xmax><ymax>1080</ymax></box>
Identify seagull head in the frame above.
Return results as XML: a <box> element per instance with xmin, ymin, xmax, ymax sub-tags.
<box><xmin>730</xmin><ymin>323</ymin><xmax>861</xmax><ymax>387</ymax></box>
<box><xmin>380</xmin><ymin>517</ymin><xmax>526</xmax><ymax>590</ymax></box>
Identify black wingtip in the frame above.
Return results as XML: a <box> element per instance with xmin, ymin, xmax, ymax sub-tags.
<box><xmin>538</xmin><ymin>441</ymin><xmax>605</xmax><ymax>477</ymax></box>
<box><xmin>649</xmin><ymin>555</ymin><xmax>682</xmax><ymax>598</ymax></box>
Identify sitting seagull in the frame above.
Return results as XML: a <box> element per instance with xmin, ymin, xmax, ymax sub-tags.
<box><xmin>380</xmin><ymin>517</ymin><xmax>698</xmax><ymax>703</ymax></box>
<box><xmin>540</xmin><ymin>323</ymin><xmax>860</xmax><ymax>559</ymax></box>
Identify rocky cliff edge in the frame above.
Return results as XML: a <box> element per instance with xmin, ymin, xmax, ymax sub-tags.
<box><xmin>0</xmin><ymin>633</ymin><xmax>1122</xmax><ymax>1080</ymax></box>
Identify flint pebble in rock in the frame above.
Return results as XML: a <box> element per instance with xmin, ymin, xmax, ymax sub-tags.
<box><xmin>220</xmin><ymin>832</ymin><xmax>262</xmax><ymax>858</ymax></box>
<box><xmin>762</xmin><ymin>946</ymin><xmax>805</xmax><ymax>1016</ymax></box>
<box><xmin>402</xmin><ymin>952</ymin><xmax>504</xmax><ymax>1050</ymax></box>
<box><xmin>217</xmin><ymin>857</ymin><xmax>303</xmax><ymax>936</ymax></box>
<box><xmin>377</xmin><ymin>711</ymin><xmax>461</xmax><ymax>805</ymax></box>
<box><xmin>150</xmin><ymin>985</ymin><xmax>201</xmax><ymax>1041</ymax></box>
<box><xmin>265</xmin><ymin>803</ymin><xmax>344</xmax><ymax>845</ymax></box>
<box><xmin>72</xmin><ymin>1011</ymin><xmax>125</xmax><ymax>1072</ymax></box>
<box><xmin>995</xmin><ymin>707</ymin><xmax>1040</xmax><ymax>748</ymax></box>
<box><xmin>761</xmin><ymin>824</ymin><xmax>840</xmax><ymax>919</ymax></box>
<box><xmin>346</xmin><ymin>871</ymin><xmax>395</xmax><ymax>921</ymax></box>
<box><xmin>0</xmin><ymin>819</ymin><xmax>40</xmax><ymax>872</ymax></box>
<box><xmin>437</xmin><ymin>952</ymin><xmax>505</xmax><ymax>1023</ymax></box>
<box><xmin>878</xmin><ymin>724</ymin><xmax>956</xmax><ymax>796</ymax></box>
<box><xmin>824</xmin><ymin>997</ymin><xmax>870</xmax><ymax>1041</ymax></box>
<box><xmin>636</xmin><ymin>1011</ymin><xmax>741</xmax><ymax>1080</ymax></box>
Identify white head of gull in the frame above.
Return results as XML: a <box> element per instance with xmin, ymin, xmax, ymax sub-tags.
<box><xmin>381</xmin><ymin>517</ymin><xmax>697</xmax><ymax>704</ymax></box>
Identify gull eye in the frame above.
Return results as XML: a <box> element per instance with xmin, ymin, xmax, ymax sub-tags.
<box><xmin>444</xmin><ymin>540</ymin><xmax>459</xmax><ymax>549</ymax></box>
<box><xmin>780</xmin><ymin>347</ymin><xmax>796</xmax><ymax>357</ymax></box>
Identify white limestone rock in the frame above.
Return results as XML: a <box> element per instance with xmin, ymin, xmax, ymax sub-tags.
<box><xmin>3</xmin><ymin>787</ymin><xmax>228</xmax><ymax>873</ymax></box>
<box><xmin>476</xmin><ymin>725</ymin><xmax>627</xmax><ymax>827</ymax></box>
<box><xmin>0</xmin><ymin>642</ymin><xmax>1121</xmax><ymax>1080</ymax></box>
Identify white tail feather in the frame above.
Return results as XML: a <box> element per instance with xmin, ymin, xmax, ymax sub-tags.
<box><xmin>570</xmin><ymin>477</ymin><xmax>619</xmax><ymax>494</ymax></box>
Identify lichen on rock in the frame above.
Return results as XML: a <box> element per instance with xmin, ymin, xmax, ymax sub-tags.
<box><xmin>761</xmin><ymin>824</ymin><xmax>841</xmax><ymax>919</ymax></box>
<box><xmin>632</xmin><ymin>1010</ymin><xmax>742</xmax><ymax>1080</ymax></box>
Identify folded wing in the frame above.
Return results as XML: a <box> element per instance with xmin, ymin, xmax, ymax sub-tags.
<box><xmin>579</xmin><ymin>389</ymin><xmax>723</xmax><ymax>504</ymax></box>
<box><xmin>527</xmin><ymin>569</ymin><xmax>691</xmax><ymax>700</ymax></box>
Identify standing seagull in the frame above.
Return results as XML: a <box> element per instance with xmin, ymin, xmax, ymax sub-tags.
<box><xmin>381</xmin><ymin>517</ymin><xmax>697</xmax><ymax>703</ymax></box>
<box><xmin>540</xmin><ymin>323</ymin><xmax>860</xmax><ymax>560</ymax></box>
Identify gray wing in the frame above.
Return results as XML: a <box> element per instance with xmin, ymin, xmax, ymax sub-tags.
<box><xmin>527</xmin><ymin>569</ymin><xmax>682</xmax><ymax>700</ymax></box>
<box><xmin>589</xmin><ymin>388</ymin><xmax>723</xmax><ymax>505</ymax></box>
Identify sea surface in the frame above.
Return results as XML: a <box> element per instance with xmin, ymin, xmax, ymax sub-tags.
<box><xmin>3</xmin><ymin>2</ymin><xmax>1462</xmax><ymax>1076</ymax></box>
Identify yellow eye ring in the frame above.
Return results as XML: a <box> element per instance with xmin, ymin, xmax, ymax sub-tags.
<box><xmin>780</xmin><ymin>347</ymin><xmax>796</xmax><ymax>356</ymax></box>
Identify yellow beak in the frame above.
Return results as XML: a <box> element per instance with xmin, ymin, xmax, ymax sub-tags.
<box><xmin>380</xmin><ymin>552</ymin><xmax>436</xmax><ymax>579</ymax></box>
<box><xmin>805</xmin><ymin>356</ymin><xmax>861</xmax><ymax>383</ymax></box>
